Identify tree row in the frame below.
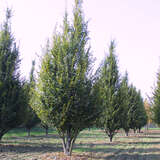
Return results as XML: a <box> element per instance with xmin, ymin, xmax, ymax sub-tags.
<box><xmin>0</xmin><ymin>1</ymin><xmax>148</xmax><ymax>156</ymax></box>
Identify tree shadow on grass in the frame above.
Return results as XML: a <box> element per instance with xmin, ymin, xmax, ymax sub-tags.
<box><xmin>105</xmin><ymin>153</ymin><xmax>160</xmax><ymax>160</ymax></box>
<box><xmin>0</xmin><ymin>134</ymin><xmax>63</xmax><ymax>154</ymax></box>
<box><xmin>127</xmin><ymin>141</ymin><xmax>160</xmax><ymax>145</ymax></box>
<box><xmin>1</xmin><ymin>141</ymin><xmax>160</xmax><ymax>160</ymax></box>
<box><xmin>74</xmin><ymin>143</ymin><xmax>160</xmax><ymax>159</ymax></box>
<box><xmin>74</xmin><ymin>142</ymin><xmax>160</xmax><ymax>153</ymax></box>
<box><xmin>121</xmin><ymin>136</ymin><xmax>160</xmax><ymax>139</ymax></box>
<box><xmin>0</xmin><ymin>142</ymin><xmax>62</xmax><ymax>154</ymax></box>
<box><xmin>3</xmin><ymin>134</ymin><xmax>59</xmax><ymax>140</ymax></box>
<box><xmin>78</xmin><ymin>131</ymin><xmax>160</xmax><ymax>140</ymax></box>
<box><xmin>1</xmin><ymin>132</ymin><xmax>160</xmax><ymax>160</ymax></box>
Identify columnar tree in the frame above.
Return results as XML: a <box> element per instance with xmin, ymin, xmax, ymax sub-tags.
<box><xmin>153</xmin><ymin>69</ymin><xmax>160</xmax><ymax>126</ymax></box>
<box><xmin>31</xmin><ymin>0</ymin><xmax>99</xmax><ymax>156</ymax></box>
<box><xmin>98</xmin><ymin>41</ymin><xmax>122</xmax><ymax>142</ymax></box>
<box><xmin>23</xmin><ymin>60</ymin><xmax>40</xmax><ymax>137</ymax></box>
<box><xmin>135</xmin><ymin>91</ymin><xmax>147</xmax><ymax>132</ymax></box>
<box><xmin>119</xmin><ymin>72</ymin><xmax>130</xmax><ymax>136</ymax></box>
<box><xmin>0</xmin><ymin>9</ymin><xmax>27</xmax><ymax>140</ymax></box>
<box><xmin>128</xmin><ymin>86</ymin><xmax>147</xmax><ymax>133</ymax></box>
<box><xmin>144</xmin><ymin>99</ymin><xmax>152</xmax><ymax>129</ymax></box>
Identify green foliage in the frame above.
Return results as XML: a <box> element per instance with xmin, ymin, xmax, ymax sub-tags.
<box><xmin>128</xmin><ymin>85</ymin><xmax>147</xmax><ymax>132</ymax></box>
<box><xmin>0</xmin><ymin>8</ymin><xmax>27</xmax><ymax>140</ymax></box>
<box><xmin>135</xmin><ymin>92</ymin><xmax>147</xmax><ymax>131</ymax></box>
<box><xmin>119</xmin><ymin>72</ymin><xmax>130</xmax><ymax>135</ymax></box>
<box><xmin>97</xmin><ymin>41</ymin><xmax>122</xmax><ymax>142</ymax></box>
<box><xmin>23</xmin><ymin>60</ymin><xmax>40</xmax><ymax>136</ymax></box>
<box><xmin>153</xmin><ymin>70</ymin><xmax>160</xmax><ymax>126</ymax></box>
<box><xmin>31</xmin><ymin>0</ymin><xmax>99</xmax><ymax>156</ymax></box>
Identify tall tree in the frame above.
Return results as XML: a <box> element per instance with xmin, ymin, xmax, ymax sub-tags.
<box><xmin>0</xmin><ymin>9</ymin><xmax>27</xmax><ymax>140</ymax></box>
<box><xmin>128</xmin><ymin>86</ymin><xmax>147</xmax><ymax>133</ymax></box>
<box><xmin>98</xmin><ymin>41</ymin><xmax>122</xmax><ymax>142</ymax></box>
<box><xmin>135</xmin><ymin>91</ymin><xmax>147</xmax><ymax>132</ymax></box>
<box><xmin>153</xmin><ymin>69</ymin><xmax>160</xmax><ymax>126</ymax></box>
<box><xmin>31</xmin><ymin>0</ymin><xmax>99</xmax><ymax>156</ymax></box>
<box><xmin>119</xmin><ymin>72</ymin><xmax>131</xmax><ymax>136</ymax></box>
<box><xmin>23</xmin><ymin>60</ymin><xmax>40</xmax><ymax>137</ymax></box>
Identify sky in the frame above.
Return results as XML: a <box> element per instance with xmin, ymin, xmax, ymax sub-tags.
<box><xmin>0</xmin><ymin>0</ymin><xmax>160</xmax><ymax>98</ymax></box>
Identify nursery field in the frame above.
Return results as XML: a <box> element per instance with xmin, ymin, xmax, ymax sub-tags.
<box><xmin>0</xmin><ymin>128</ymin><xmax>160</xmax><ymax>160</ymax></box>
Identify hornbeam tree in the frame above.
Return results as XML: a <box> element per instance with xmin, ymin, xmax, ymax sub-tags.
<box><xmin>0</xmin><ymin>9</ymin><xmax>27</xmax><ymax>140</ymax></box>
<box><xmin>98</xmin><ymin>41</ymin><xmax>122</xmax><ymax>142</ymax></box>
<box><xmin>128</xmin><ymin>85</ymin><xmax>147</xmax><ymax>133</ymax></box>
<box><xmin>23</xmin><ymin>60</ymin><xmax>40</xmax><ymax>137</ymax></box>
<box><xmin>31</xmin><ymin>0</ymin><xmax>99</xmax><ymax>156</ymax></box>
<box><xmin>144</xmin><ymin>99</ymin><xmax>152</xmax><ymax>129</ymax></box>
<box><xmin>119</xmin><ymin>72</ymin><xmax>130</xmax><ymax>136</ymax></box>
<box><xmin>153</xmin><ymin>69</ymin><xmax>160</xmax><ymax>126</ymax></box>
<box><xmin>135</xmin><ymin>91</ymin><xmax>147</xmax><ymax>133</ymax></box>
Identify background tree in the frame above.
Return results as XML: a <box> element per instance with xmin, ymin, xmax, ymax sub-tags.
<box><xmin>119</xmin><ymin>72</ymin><xmax>131</xmax><ymax>136</ymax></box>
<box><xmin>129</xmin><ymin>85</ymin><xmax>147</xmax><ymax>133</ymax></box>
<box><xmin>41</xmin><ymin>122</ymin><xmax>49</xmax><ymax>136</ymax></box>
<box><xmin>153</xmin><ymin>69</ymin><xmax>160</xmax><ymax>126</ymax></box>
<box><xmin>0</xmin><ymin>8</ymin><xmax>27</xmax><ymax>140</ymax></box>
<box><xmin>98</xmin><ymin>41</ymin><xmax>122</xmax><ymax>142</ymax></box>
<box><xmin>23</xmin><ymin>60</ymin><xmax>40</xmax><ymax>137</ymax></box>
<box><xmin>144</xmin><ymin>99</ymin><xmax>153</xmax><ymax>129</ymax></box>
<box><xmin>31</xmin><ymin>0</ymin><xmax>99</xmax><ymax>156</ymax></box>
<box><xmin>135</xmin><ymin>91</ymin><xmax>147</xmax><ymax>133</ymax></box>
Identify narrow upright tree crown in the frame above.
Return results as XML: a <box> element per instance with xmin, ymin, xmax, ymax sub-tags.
<box><xmin>153</xmin><ymin>70</ymin><xmax>160</xmax><ymax>125</ymax></box>
<box><xmin>128</xmin><ymin>85</ymin><xmax>147</xmax><ymax>132</ymax></box>
<box><xmin>98</xmin><ymin>41</ymin><xmax>122</xmax><ymax>142</ymax></box>
<box><xmin>0</xmin><ymin>8</ymin><xmax>27</xmax><ymax>140</ymax></box>
<box><xmin>32</xmin><ymin>0</ymin><xmax>99</xmax><ymax>155</ymax></box>
<box><xmin>119</xmin><ymin>72</ymin><xmax>130</xmax><ymax>135</ymax></box>
<box><xmin>0</xmin><ymin>9</ymin><xmax>20</xmax><ymax>80</ymax></box>
<box><xmin>23</xmin><ymin>60</ymin><xmax>40</xmax><ymax>136</ymax></box>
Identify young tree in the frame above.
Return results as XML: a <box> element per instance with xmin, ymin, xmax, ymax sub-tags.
<box><xmin>128</xmin><ymin>86</ymin><xmax>147</xmax><ymax>133</ymax></box>
<box><xmin>153</xmin><ymin>69</ymin><xmax>160</xmax><ymax>126</ymax></box>
<box><xmin>0</xmin><ymin>9</ymin><xmax>27</xmax><ymax>140</ymax></box>
<box><xmin>144</xmin><ymin>99</ymin><xmax>153</xmax><ymax>129</ymax></box>
<box><xmin>23</xmin><ymin>60</ymin><xmax>40</xmax><ymax>137</ymax></box>
<box><xmin>98</xmin><ymin>41</ymin><xmax>122</xmax><ymax>142</ymax></box>
<box><xmin>31</xmin><ymin>0</ymin><xmax>99</xmax><ymax>155</ymax></box>
<box><xmin>135</xmin><ymin>91</ymin><xmax>147</xmax><ymax>133</ymax></box>
<box><xmin>119</xmin><ymin>72</ymin><xmax>131</xmax><ymax>136</ymax></box>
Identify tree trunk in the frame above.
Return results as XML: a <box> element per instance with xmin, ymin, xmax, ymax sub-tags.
<box><xmin>62</xmin><ymin>137</ymin><xmax>73</xmax><ymax>156</ymax></box>
<box><xmin>65</xmin><ymin>139</ymin><xmax>71</xmax><ymax>155</ymax></box>
<box><xmin>109</xmin><ymin>135</ymin><xmax>113</xmax><ymax>142</ymax></box>
<box><xmin>138</xmin><ymin>128</ymin><xmax>141</xmax><ymax>133</ymax></box>
<box><xmin>45</xmin><ymin>127</ymin><xmax>48</xmax><ymax>136</ymax></box>
<box><xmin>105</xmin><ymin>130</ymin><xmax>114</xmax><ymax>142</ymax></box>
<box><xmin>61</xmin><ymin>129</ymin><xmax>78</xmax><ymax>156</ymax></box>
<box><xmin>147</xmin><ymin>124</ymin><xmax>149</xmax><ymax>130</ymax></box>
<box><xmin>133</xmin><ymin>129</ymin><xmax>136</xmax><ymax>133</ymax></box>
<box><xmin>0</xmin><ymin>132</ymin><xmax>4</xmax><ymax>141</ymax></box>
<box><xmin>0</xmin><ymin>129</ymin><xmax>9</xmax><ymax>141</ymax></box>
<box><xmin>125</xmin><ymin>131</ymin><xmax>129</xmax><ymax>136</ymax></box>
<box><xmin>27</xmin><ymin>128</ymin><xmax>31</xmax><ymax>137</ymax></box>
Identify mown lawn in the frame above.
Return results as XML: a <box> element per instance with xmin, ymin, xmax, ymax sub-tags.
<box><xmin>0</xmin><ymin>127</ymin><xmax>160</xmax><ymax>160</ymax></box>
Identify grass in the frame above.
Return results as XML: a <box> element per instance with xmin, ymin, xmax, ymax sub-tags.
<box><xmin>1</xmin><ymin>128</ymin><xmax>160</xmax><ymax>159</ymax></box>
<box><xmin>3</xmin><ymin>127</ymin><xmax>56</xmax><ymax>138</ymax></box>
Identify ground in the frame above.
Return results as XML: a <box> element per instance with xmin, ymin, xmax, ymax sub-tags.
<box><xmin>0</xmin><ymin>128</ymin><xmax>160</xmax><ymax>160</ymax></box>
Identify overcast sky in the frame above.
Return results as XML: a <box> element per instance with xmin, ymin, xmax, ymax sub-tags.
<box><xmin>1</xmin><ymin>0</ymin><xmax>160</xmax><ymax>98</ymax></box>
